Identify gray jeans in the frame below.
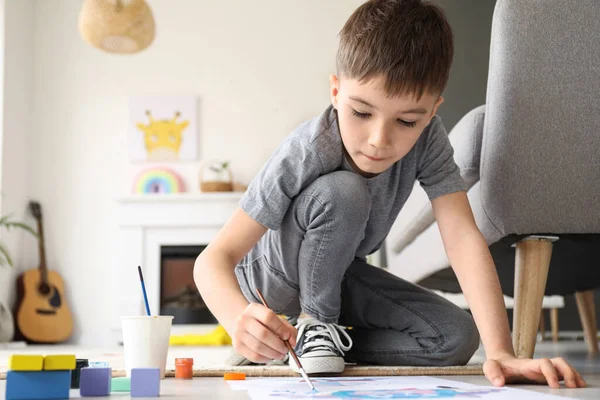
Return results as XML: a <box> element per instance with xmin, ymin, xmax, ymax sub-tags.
<box><xmin>235</xmin><ymin>171</ymin><xmax>480</xmax><ymax>366</ymax></box>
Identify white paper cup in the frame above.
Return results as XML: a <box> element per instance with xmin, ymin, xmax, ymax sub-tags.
<box><xmin>121</xmin><ymin>316</ymin><xmax>173</xmax><ymax>379</ymax></box>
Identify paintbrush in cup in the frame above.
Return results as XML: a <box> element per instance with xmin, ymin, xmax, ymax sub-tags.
<box><xmin>255</xmin><ymin>288</ymin><xmax>316</xmax><ymax>392</ymax></box>
<box><xmin>137</xmin><ymin>265</ymin><xmax>151</xmax><ymax>316</ymax></box>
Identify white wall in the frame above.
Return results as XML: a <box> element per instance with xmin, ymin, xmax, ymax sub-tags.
<box><xmin>25</xmin><ymin>0</ymin><xmax>364</xmax><ymax>345</ymax></box>
<box><xmin>0</xmin><ymin>0</ymin><xmax>6</xmax><ymax>307</ymax></box>
<box><xmin>0</xmin><ymin>0</ymin><xmax>35</xmax><ymax>308</ymax></box>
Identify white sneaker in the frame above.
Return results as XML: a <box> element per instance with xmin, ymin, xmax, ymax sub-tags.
<box><xmin>289</xmin><ymin>317</ymin><xmax>353</xmax><ymax>374</ymax></box>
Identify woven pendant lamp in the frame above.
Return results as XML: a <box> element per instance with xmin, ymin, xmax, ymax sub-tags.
<box><xmin>79</xmin><ymin>0</ymin><xmax>155</xmax><ymax>54</ymax></box>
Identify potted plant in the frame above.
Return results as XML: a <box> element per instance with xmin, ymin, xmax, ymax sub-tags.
<box><xmin>199</xmin><ymin>160</ymin><xmax>234</xmax><ymax>192</ymax></box>
<box><xmin>0</xmin><ymin>213</ymin><xmax>37</xmax><ymax>343</ymax></box>
<box><xmin>0</xmin><ymin>214</ymin><xmax>37</xmax><ymax>266</ymax></box>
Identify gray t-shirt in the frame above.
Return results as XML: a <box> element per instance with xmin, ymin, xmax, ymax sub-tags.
<box><xmin>240</xmin><ymin>104</ymin><xmax>465</xmax><ymax>257</ymax></box>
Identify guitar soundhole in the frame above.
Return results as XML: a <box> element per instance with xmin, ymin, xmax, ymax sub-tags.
<box><xmin>38</xmin><ymin>283</ymin><xmax>51</xmax><ymax>295</ymax></box>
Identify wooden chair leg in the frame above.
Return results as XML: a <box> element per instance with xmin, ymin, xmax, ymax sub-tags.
<box><xmin>550</xmin><ymin>308</ymin><xmax>559</xmax><ymax>343</ymax></box>
<box><xmin>539</xmin><ymin>310</ymin><xmax>545</xmax><ymax>341</ymax></box>
<box><xmin>513</xmin><ymin>238</ymin><xmax>554</xmax><ymax>359</ymax></box>
<box><xmin>575</xmin><ymin>290</ymin><xmax>599</xmax><ymax>354</ymax></box>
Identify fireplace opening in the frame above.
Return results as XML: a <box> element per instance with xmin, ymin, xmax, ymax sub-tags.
<box><xmin>160</xmin><ymin>245</ymin><xmax>218</xmax><ymax>324</ymax></box>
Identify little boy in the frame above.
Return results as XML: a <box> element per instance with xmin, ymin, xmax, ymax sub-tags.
<box><xmin>195</xmin><ymin>0</ymin><xmax>585</xmax><ymax>389</ymax></box>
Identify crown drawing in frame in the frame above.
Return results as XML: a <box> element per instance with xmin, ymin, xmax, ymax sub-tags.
<box><xmin>129</xmin><ymin>95</ymin><xmax>198</xmax><ymax>161</ymax></box>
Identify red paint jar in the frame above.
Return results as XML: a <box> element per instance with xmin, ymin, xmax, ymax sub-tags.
<box><xmin>175</xmin><ymin>358</ymin><xmax>194</xmax><ymax>379</ymax></box>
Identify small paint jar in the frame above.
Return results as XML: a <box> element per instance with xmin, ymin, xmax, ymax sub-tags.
<box><xmin>175</xmin><ymin>358</ymin><xmax>194</xmax><ymax>379</ymax></box>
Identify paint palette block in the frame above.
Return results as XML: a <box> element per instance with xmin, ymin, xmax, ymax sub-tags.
<box><xmin>111</xmin><ymin>377</ymin><xmax>131</xmax><ymax>392</ymax></box>
<box><xmin>80</xmin><ymin>367</ymin><xmax>111</xmax><ymax>397</ymax></box>
<box><xmin>8</xmin><ymin>354</ymin><xmax>43</xmax><ymax>371</ymax></box>
<box><xmin>131</xmin><ymin>368</ymin><xmax>160</xmax><ymax>397</ymax></box>
<box><xmin>43</xmin><ymin>354</ymin><xmax>76</xmax><ymax>370</ymax></box>
<box><xmin>5</xmin><ymin>370</ymin><xmax>70</xmax><ymax>400</ymax></box>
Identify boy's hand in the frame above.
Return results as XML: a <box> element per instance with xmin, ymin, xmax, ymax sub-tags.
<box><xmin>483</xmin><ymin>353</ymin><xmax>586</xmax><ymax>388</ymax></box>
<box><xmin>231</xmin><ymin>303</ymin><xmax>298</xmax><ymax>364</ymax></box>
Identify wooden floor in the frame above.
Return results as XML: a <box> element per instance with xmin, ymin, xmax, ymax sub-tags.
<box><xmin>2</xmin><ymin>340</ymin><xmax>600</xmax><ymax>399</ymax></box>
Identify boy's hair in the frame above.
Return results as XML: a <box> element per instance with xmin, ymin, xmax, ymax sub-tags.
<box><xmin>337</xmin><ymin>0</ymin><xmax>453</xmax><ymax>99</ymax></box>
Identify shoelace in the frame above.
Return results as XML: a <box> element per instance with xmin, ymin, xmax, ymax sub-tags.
<box><xmin>295</xmin><ymin>317</ymin><xmax>353</xmax><ymax>356</ymax></box>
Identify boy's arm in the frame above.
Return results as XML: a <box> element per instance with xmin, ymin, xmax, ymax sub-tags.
<box><xmin>194</xmin><ymin>207</ymin><xmax>296</xmax><ymax>362</ymax></box>
<box><xmin>431</xmin><ymin>191</ymin><xmax>585</xmax><ymax>389</ymax></box>
<box><xmin>431</xmin><ymin>191</ymin><xmax>513</xmax><ymax>359</ymax></box>
<box><xmin>194</xmin><ymin>207</ymin><xmax>264</xmax><ymax>330</ymax></box>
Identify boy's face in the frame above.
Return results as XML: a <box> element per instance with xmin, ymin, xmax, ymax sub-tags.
<box><xmin>330</xmin><ymin>74</ymin><xmax>443</xmax><ymax>177</ymax></box>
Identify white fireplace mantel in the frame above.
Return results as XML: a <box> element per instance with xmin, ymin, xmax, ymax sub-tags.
<box><xmin>110</xmin><ymin>193</ymin><xmax>243</xmax><ymax>342</ymax></box>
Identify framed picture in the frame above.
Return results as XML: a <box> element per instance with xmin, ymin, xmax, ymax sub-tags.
<box><xmin>129</xmin><ymin>96</ymin><xmax>198</xmax><ymax>161</ymax></box>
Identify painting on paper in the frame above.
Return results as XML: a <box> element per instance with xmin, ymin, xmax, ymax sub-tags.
<box><xmin>230</xmin><ymin>377</ymin><xmax>570</xmax><ymax>400</ymax></box>
<box><xmin>129</xmin><ymin>96</ymin><xmax>198</xmax><ymax>162</ymax></box>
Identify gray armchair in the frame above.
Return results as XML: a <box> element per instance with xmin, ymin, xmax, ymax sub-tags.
<box><xmin>386</xmin><ymin>0</ymin><xmax>600</xmax><ymax>359</ymax></box>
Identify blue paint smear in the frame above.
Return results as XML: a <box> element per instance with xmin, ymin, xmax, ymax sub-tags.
<box><xmin>269</xmin><ymin>387</ymin><xmax>504</xmax><ymax>399</ymax></box>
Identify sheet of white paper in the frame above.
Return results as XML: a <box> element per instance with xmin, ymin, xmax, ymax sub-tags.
<box><xmin>229</xmin><ymin>376</ymin><xmax>571</xmax><ymax>400</ymax></box>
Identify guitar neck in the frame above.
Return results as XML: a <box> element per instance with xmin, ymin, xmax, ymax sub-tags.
<box><xmin>37</xmin><ymin>218</ymin><xmax>48</xmax><ymax>282</ymax></box>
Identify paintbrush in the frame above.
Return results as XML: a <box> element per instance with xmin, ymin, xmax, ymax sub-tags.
<box><xmin>137</xmin><ymin>265</ymin><xmax>151</xmax><ymax>316</ymax></box>
<box><xmin>255</xmin><ymin>288</ymin><xmax>316</xmax><ymax>392</ymax></box>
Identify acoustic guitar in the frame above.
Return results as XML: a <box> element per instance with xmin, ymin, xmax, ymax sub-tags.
<box><xmin>14</xmin><ymin>201</ymin><xmax>73</xmax><ymax>343</ymax></box>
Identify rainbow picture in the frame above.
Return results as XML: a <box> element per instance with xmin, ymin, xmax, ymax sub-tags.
<box><xmin>133</xmin><ymin>167</ymin><xmax>186</xmax><ymax>194</ymax></box>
